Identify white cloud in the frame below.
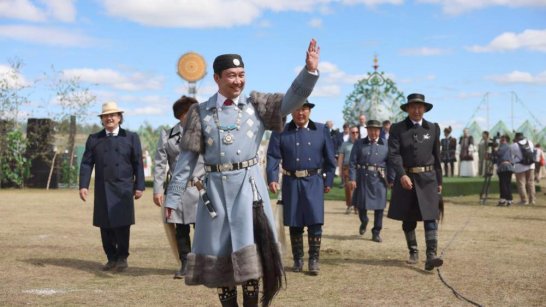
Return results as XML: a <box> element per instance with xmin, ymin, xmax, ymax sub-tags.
<box><xmin>487</xmin><ymin>70</ymin><xmax>546</xmax><ymax>85</ymax></box>
<box><xmin>308</xmin><ymin>18</ymin><xmax>323</xmax><ymax>28</ymax></box>
<box><xmin>99</xmin><ymin>0</ymin><xmax>401</xmax><ymax>28</ymax></box>
<box><xmin>311</xmin><ymin>84</ymin><xmax>341</xmax><ymax>97</ymax></box>
<box><xmin>341</xmin><ymin>0</ymin><xmax>403</xmax><ymax>6</ymax></box>
<box><xmin>399</xmin><ymin>47</ymin><xmax>450</xmax><ymax>56</ymax></box>
<box><xmin>313</xmin><ymin>61</ymin><xmax>366</xmax><ymax>84</ymax></box>
<box><xmin>100</xmin><ymin>0</ymin><xmax>262</xmax><ymax>28</ymax></box>
<box><xmin>131</xmin><ymin>106</ymin><xmax>164</xmax><ymax>116</ymax></box>
<box><xmin>467</xmin><ymin>29</ymin><xmax>546</xmax><ymax>53</ymax></box>
<box><xmin>62</xmin><ymin>68</ymin><xmax>164</xmax><ymax>91</ymax></box>
<box><xmin>0</xmin><ymin>64</ymin><xmax>29</xmax><ymax>88</ymax></box>
<box><xmin>0</xmin><ymin>0</ymin><xmax>46</xmax><ymax>22</ymax></box>
<box><xmin>418</xmin><ymin>0</ymin><xmax>546</xmax><ymax>15</ymax></box>
<box><xmin>43</xmin><ymin>0</ymin><xmax>77</xmax><ymax>22</ymax></box>
<box><xmin>0</xmin><ymin>0</ymin><xmax>76</xmax><ymax>22</ymax></box>
<box><xmin>293</xmin><ymin>61</ymin><xmax>366</xmax><ymax>97</ymax></box>
<box><xmin>0</xmin><ymin>25</ymin><xmax>93</xmax><ymax>47</ymax></box>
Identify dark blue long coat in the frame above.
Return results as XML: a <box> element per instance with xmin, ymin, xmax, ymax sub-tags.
<box><xmin>79</xmin><ymin>128</ymin><xmax>145</xmax><ymax>228</ymax></box>
<box><xmin>349</xmin><ymin>138</ymin><xmax>390</xmax><ymax>210</ymax></box>
<box><xmin>266</xmin><ymin>120</ymin><xmax>336</xmax><ymax>227</ymax></box>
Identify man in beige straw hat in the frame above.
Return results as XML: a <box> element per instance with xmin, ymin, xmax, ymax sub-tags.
<box><xmin>79</xmin><ymin>101</ymin><xmax>145</xmax><ymax>272</ymax></box>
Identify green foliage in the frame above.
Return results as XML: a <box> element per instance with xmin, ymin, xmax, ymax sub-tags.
<box><xmin>59</xmin><ymin>155</ymin><xmax>79</xmax><ymax>185</ymax></box>
<box><xmin>0</xmin><ymin>130</ymin><xmax>30</xmax><ymax>188</ymax></box>
<box><xmin>137</xmin><ymin>122</ymin><xmax>170</xmax><ymax>166</ymax></box>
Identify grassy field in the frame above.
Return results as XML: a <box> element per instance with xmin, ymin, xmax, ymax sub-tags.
<box><xmin>1</xmin><ymin>187</ymin><xmax>545</xmax><ymax>306</ymax></box>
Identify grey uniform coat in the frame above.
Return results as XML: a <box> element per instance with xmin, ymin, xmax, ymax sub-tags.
<box><xmin>387</xmin><ymin>117</ymin><xmax>442</xmax><ymax>221</ymax></box>
<box><xmin>153</xmin><ymin>123</ymin><xmax>204</xmax><ymax>224</ymax></box>
<box><xmin>165</xmin><ymin>68</ymin><xmax>318</xmax><ymax>288</ymax></box>
<box><xmin>349</xmin><ymin>137</ymin><xmax>390</xmax><ymax>210</ymax></box>
<box><xmin>265</xmin><ymin>120</ymin><xmax>336</xmax><ymax>227</ymax></box>
<box><xmin>79</xmin><ymin>128</ymin><xmax>146</xmax><ymax>228</ymax></box>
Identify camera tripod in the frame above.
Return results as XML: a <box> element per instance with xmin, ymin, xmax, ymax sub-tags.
<box><xmin>479</xmin><ymin>158</ymin><xmax>495</xmax><ymax>205</ymax></box>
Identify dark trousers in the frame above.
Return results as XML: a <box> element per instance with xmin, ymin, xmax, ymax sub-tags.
<box><xmin>175</xmin><ymin>224</ymin><xmax>191</xmax><ymax>260</ymax></box>
<box><xmin>358</xmin><ymin>209</ymin><xmax>384</xmax><ymax>232</ymax></box>
<box><xmin>289</xmin><ymin>224</ymin><xmax>322</xmax><ymax>236</ymax></box>
<box><xmin>100</xmin><ymin>225</ymin><xmax>130</xmax><ymax>261</ymax></box>
<box><xmin>402</xmin><ymin>220</ymin><xmax>437</xmax><ymax>232</ymax></box>
<box><xmin>443</xmin><ymin>162</ymin><xmax>454</xmax><ymax>177</ymax></box>
<box><xmin>498</xmin><ymin>171</ymin><xmax>513</xmax><ymax>201</ymax></box>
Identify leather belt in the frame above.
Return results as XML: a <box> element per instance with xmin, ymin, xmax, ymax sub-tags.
<box><xmin>405</xmin><ymin>165</ymin><xmax>434</xmax><ymax>173</ymax></box>
<box><xmin>205</xmin><ymin>157</ymin><xmax>258</xmax><ymax>172</ymax></box>
<box><xmin>356</xmin><ymin>164</ymin><xmax>385</xmax><ymax>171</ymax></box>
<box><xmin>282</xmin><ymin>168</ymin><xmax>322</xmax><ymax>178</ymax></box>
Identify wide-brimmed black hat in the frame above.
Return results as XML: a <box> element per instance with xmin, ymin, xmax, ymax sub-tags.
<box><xmin>365</xmin><ymin>119</ymin><xmax>382</xmax><ymax>128</ymax></box>
<box><xmin>400</xmin><ymin>93</ymin><xmax>433</xmax><ymax>112</ymax></box>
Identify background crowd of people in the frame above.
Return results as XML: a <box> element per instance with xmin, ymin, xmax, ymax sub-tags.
<box><xmin>326</xmin><ymin>119</ymin><xmax>545</xmax><ymax>208</ymax></box>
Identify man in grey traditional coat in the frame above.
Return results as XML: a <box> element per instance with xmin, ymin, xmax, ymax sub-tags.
<box><xmin>266</xmin><ymin>101</ymin><xmax>337</xmax><ymax>276</ymax></box>
<box><xmin>153</xmin><ymin>95</ymin><xmax>204</xmax><ymax>279</ymax></box>
<box><xmin>165</xmin><ymin>39</ymin><xmax>320</xmax><ymax>307</ymax></box>
<box><xmin>387</xmin><ymin>93</ymin><xmax>443</xmax><ymax>271</ymax></box>
<box><xmin>79</xmin><ymin>102</ymin><xmax>145</xmax><ymax>272</ymax></box>
<box><xmin>349</xmin><ymin>120</ymin><xmax>391</xmax><ymax>243</ymax></box>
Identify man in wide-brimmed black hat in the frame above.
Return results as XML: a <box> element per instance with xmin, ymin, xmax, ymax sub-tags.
<box><xmin>387</xmin><ymin>93</ymin><xmax>444</xmax><ymax>271</ymax></box>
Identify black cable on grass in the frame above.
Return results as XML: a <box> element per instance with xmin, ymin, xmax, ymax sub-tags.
<box><xmin>436</xmin><ymin>219</ymin><xmax>484</xmax><ymax>307</ymax></box>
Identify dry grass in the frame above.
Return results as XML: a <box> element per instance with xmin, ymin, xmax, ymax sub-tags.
<box><xmin>0</xmin><ymin>187</ymin><xmax>545</xmax><ymax>306</ymax></box>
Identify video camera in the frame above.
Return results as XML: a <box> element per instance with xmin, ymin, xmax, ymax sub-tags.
<box><xmin>487</xmin><ymin>132</ymin><xmax>501</xmax><ymax>149</ymax></box>
<box><xmin>485</xmin><ymin>132</ymin><xmax>501</xmax><ymax>162</ymax></box>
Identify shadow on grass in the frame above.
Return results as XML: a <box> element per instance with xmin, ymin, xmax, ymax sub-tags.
<box><xmin>322</xmin><ymin>234</ymin><xmax>363</xmax><ymax>241</ymax></box>
<box><xmin>321</xmin><ymin>257</ymin><xmax>429</xmax><ymax>274</ymax></box>
<box><xmin>22</xmin><ymin>258</ymin><xmax>173</xmax><ymax>277</ymax></box>
<box><xmin>283</xmin><ymin>258</ymin><xmax>428</xmax><ymax>275</ymax></box>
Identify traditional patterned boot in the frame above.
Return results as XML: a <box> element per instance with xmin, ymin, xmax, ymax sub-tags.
<box><xmin>290</xmin><ymin>233</ymin><xmax>304</xmax><ymax>272</ymax></box>
<box><xmin>404</xmin><ymin>231</ymin><xmax>419</xmax><ymax>264</ymax></box>
<box><xmin>242</xmin><ymin>279</ymin><xmax>259</xmax><ymax>307</ymax></box>
<box><xmin>425</xmin><ymin>230</ymin><xmax>443</xmax><ymax>271</ymax></box>
<box><xmin>308</xmin><ymin>235</ymin><xmax>321</xmax><ymax>276</ymax></box>
<box><xmin>218</xmin><ymin>287</ymin><xmax>238</xmax><ymax>307</ymax></box>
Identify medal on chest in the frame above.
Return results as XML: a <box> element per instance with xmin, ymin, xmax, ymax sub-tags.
<box><xmin>213</xmin><ymin>107</ymin><xmax>242</xmax><ymax>145</ymax></box>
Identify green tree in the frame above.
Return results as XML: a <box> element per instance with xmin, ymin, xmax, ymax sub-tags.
<box><xmin>0</xmin><ymin>130</ymin><xmax>30</xmax><ymax>188</ymax></box>
<box><xmin>0</xmin><ymin>59</ymin><xmax>31</xmax><ymax>126</ymax></box>
<box><xmin>45</xmin><ymin>67</ymin><xmax>96</xmax><ymax>186</ymax></box>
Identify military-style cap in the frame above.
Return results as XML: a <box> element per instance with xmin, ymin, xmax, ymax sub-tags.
<box><xmin>365</xmin><ymin>119</ymin><xmax>382</xmax><ymax>128</ymax></box>
<box><xmin>213</xmin><ymin>54</ymin><xmax>244</xmax><ymax>74</ymax></box>
<box><xmin>400</xmin><ymin>93</ymin><xmax>433</xmax><ymax>112</ymax></box>
<box><xmin>302</xmin><ymin>100</ymin><xmax>315</xmax><ymax>109</ymax></box>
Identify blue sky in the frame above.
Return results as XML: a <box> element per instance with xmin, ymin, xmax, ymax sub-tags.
<box><xmin>1</xmin><ymin>0</ymin><xmax>545</xmax><ymax>138</ymax></box>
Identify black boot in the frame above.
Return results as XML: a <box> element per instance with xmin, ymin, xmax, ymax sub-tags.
<box><xmin>425</xmin><ymin>230</ymin><xmax>443</xmax><ymax>271</ymax></box>
<box><xmin>372</xmin><ymin>230</ymin><xmax>382</xmax><ymax>243</ymax></box>
<box><xmin>404</xmin><ymin>231</ymin><xmax>419</xmax><ymax>264</ymax></box>
<box><xmin>242</xmin><ymin>279</ymin><xmax>259</xmax><ymax>307</ymax></box>
<box><xmin>290</xmin><ymin>233</ymin><xmax>304</xmax><ymax>272</ymax></box>
<box><xmin>308</xmin><ymin>235</ymin><xmax>321</xmax><ymax>276</ymax></box>
<box><xmin>218</xmin><ymin>287</ymin><xmax>238</xmax><ymax>307</ymax></box>
<box><xmin>174</xmin><ymin>224</ymin><xmax>191</xmax><ymax>279</ymax></box>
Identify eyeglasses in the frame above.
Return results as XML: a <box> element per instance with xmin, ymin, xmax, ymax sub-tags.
<box><xmin>351</xmin><ymin>131</ymin><xmax>359</xmax><ymax>134</ymax></box>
